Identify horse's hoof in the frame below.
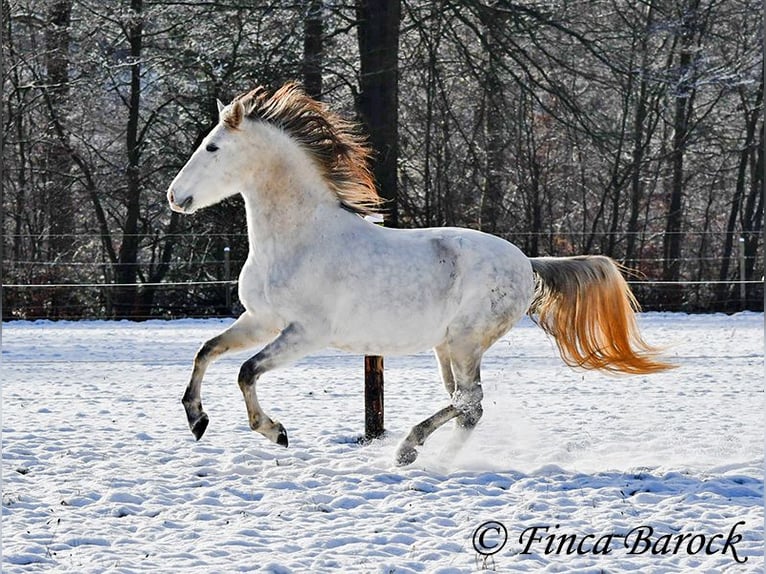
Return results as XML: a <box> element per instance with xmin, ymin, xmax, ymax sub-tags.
<box><xmin>191</xmin><ymin>413</ymin><xmax>209</xmax><ymax>441</ymax></box>
<box><xmin>276</xmin><ymin>423</ymin><xmax>288</xmax><ymax>448</ymax></box>
<box><xmin>395</xmin><ymin>445</ymin><xmax>418</xmax><ymax>466</ymax></box>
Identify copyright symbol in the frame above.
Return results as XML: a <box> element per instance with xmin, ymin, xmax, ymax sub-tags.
<box><xmin>473</xmin><ymin>520</ymin><xmax>508</xmax><ymax>556</ymax></box>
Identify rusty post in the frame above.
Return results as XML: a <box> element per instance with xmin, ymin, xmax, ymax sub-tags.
<box><xmin>364</xmin><ymin>354</ymin><xmax>385</xmax><ymax>440</ymax></box>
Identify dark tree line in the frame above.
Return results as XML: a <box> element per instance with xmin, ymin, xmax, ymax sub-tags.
<box><xmin>2</xmin><ymin>0</ymin><xmax>763</xmax><ymax>319</ymax></box>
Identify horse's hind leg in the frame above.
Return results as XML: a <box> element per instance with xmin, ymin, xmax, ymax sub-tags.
<box><xmin>395</xmin><ymin>405</ymin><xmax>459</xmax><ymax>466</ymax></box>
<box><xmin>450</xmin><ymin>349</ymin><xmax>484</xmax><ymax>430</ymax></box>
<box><xmin>443</xmin><ymin>347</ymin><xmax>485</xmax><ymax>459</ymax></box>
<box><xmin>183</xmin><ymin>312</ymin><xmax>274</xmax><ymax>440</ymax></box>
<box><xmin>395</xmin><ymin>344</ymin><xmax>459</xmax><ymax>466</ymax></box>
<box><xmin>436</xmin><ymin>343</ymin><xmax>456</xmax><ymax>396</ymax></box>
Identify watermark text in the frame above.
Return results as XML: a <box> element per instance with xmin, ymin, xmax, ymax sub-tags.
<box><xmin>472</xmin><ymin>520</ymin><xmax>748</xmax><ymax>564</ymax></box>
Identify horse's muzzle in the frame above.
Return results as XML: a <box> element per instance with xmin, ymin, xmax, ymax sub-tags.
<box><xmin>168</xmin><ymin>188</ymin><xmax>194</xmax><ymax>213</ymax></box>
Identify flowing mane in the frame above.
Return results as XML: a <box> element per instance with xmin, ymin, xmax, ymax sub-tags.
<box><xmin>227</xmin><ymin>82</ymin><xmax>382</xmax><ymax>216</ymax></box>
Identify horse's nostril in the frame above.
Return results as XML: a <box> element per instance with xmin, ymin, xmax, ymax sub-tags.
<box><xmin>181</xmin><ymin>196</ymin><xmax>193</xmax><ymax>210</ymax></box>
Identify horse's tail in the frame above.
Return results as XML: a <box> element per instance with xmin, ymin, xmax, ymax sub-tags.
<box><xmin>528</xmin><ymin>255</ymin><xmax>673</xmax><ymax>374</ymax></box>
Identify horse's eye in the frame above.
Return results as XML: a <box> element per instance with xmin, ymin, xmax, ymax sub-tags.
<box><xmin>205</xmin><ymin>142</ymin><xmax>219</xmax><ymax>153</ymax></box>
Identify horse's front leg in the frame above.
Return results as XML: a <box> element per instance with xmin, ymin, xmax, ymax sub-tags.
<box><xmin>237</xmin><ymin>322</ymin><xmax>321</xmax><ymax>447</ymax></box>
<box><xmin>183</xmin><ymin>312</ymin><xmax>275</xmax><ymax>440</ymax></box>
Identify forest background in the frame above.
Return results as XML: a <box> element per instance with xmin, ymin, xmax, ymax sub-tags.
<box><xmin>2</xmin><ymin>0</ymin><xmax>763</xmax><ymax>319</ymax></box>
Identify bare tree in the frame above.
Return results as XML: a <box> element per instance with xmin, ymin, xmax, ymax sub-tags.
<box><xmin>302</xmin><ymin>0</ymin><xmax>323</xmax><ymax>99</ymax></box>
<box><xmin>355</xmin><ymin>0</ymin><xmax>401</xmax><ymax>227</ymax></box>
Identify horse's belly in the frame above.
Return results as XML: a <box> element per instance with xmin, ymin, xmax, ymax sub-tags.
<box><xmin>327</xmin><ymin>279</ymin><xmax>458</xmax><ymax>355</ymax></box>
<box><xmin>329</xmin><ymin>314</ymin><xmax>449</xmax><ymax>355</ymax></box>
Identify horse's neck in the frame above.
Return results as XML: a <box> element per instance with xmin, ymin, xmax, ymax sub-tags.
<box><xmin>241</xmin><ymin>185</ymin><xmax>344</xmax><ymax>258</ymax></box>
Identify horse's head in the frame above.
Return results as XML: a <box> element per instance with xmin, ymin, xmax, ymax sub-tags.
<box><xmin>168</xmin><ymin>82</ymin><xmax>382</xmax><ymax>217</ymax></box>
<box><xmin>167</xmin><ymin>98</ymin><xmax>253</xmax><ymax>214</ymax></box>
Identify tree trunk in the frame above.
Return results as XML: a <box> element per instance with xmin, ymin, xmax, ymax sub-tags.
<box><xmin>355</xmin><ymin>0</ymin><xmax>400</xmax><ymax>227</ymax></box>
<box><xmin>662</xmin><ymin>1</ymin><xmax>700</xmax><ymax>308</ymax></box>
<box><xmin>741</xmin><ymin>120</ymin><xmax>764</xmax><ymax>308</ymax></box>
<box><xmin>113</xmin><ymin>0</ymin><xmax>144</xmax><ymax>318</ymax></box>
<box><xmin>422</xmin><ymin>3</ymin><xmax>443</xmax><ymax>227</ymax></box>
<box><xmin>302</xmin><ymin>0</ymin><xmax>323</xmax><ymax>100</ymax></box>
<box><xmin>717</xmin><ymin>100</ymin><xmax>759</xmax><ymax>308</ymax></box>
<box><xmin>479</xmin><ymin>6</ymin><xmax>505</xmax><ymax>234</ymax></box>
<box><xmin>625</xmin><ymin>0</ymin><xmax>659</xmax><ymax>271</ymax></box>
<box><xmin>44</xmin><ymin>0</ymin><xmax>75</xmax><ymax>316</ymax></box>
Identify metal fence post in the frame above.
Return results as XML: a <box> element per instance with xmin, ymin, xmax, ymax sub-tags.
<box><xmin>224</xmin><ymin>246</ymin><xmax>231</xmax><ymax>313</ymax></box>
<box><xmin>738</xmin><ymin>236</ymin><xmax>746</xmax><ymax>309</ymax></box>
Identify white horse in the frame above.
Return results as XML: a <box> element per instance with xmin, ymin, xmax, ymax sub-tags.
<box><xmin>167</xmin><ymin>82</ymin><xmax>671</xmax><ymax>465</ymax></box>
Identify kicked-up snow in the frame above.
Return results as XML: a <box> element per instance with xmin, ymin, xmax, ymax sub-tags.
<box><xmin>2</xmin><ymin>312</ymin><xmax>763</xmax><ymax>572</ymax></box>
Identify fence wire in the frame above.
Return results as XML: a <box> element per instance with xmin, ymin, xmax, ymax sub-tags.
<box><xmin>3</xmin><ymin>230</ymin><xmax>762</xmax><ymax>319</ymax></box>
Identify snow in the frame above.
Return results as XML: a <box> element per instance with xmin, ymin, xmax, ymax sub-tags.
<box><xmin>2</xmin><ymin>312</ymin><xmax>763</xmax><ymax>572</ymax></box>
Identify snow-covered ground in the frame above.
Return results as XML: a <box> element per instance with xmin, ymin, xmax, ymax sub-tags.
<box><xmin>2</xmin><ymin>313</ymin><xmax>763</xmax><ymax>572</ymax></box>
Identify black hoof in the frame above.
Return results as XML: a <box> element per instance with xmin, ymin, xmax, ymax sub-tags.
<box><xmin>395</xmin><ymin>445</ymin><xmax>418</xmax><ymax>466</ymax></box>
<box><xmin>191</xmin><ymin>413</ymin><xmax>209</xmax><ymax>441</ymax></box>
<box><xmin>276</xmin><ymin>425</ymin><xmax>289</xmax><ymax>448</ymax></box>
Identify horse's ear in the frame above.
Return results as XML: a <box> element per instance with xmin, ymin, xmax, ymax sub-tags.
<box><xmin>216</xmin><ymin>99</ymin><xmax>225</xmax><ymax>115</ymax></box>
<box><xmin>222</xmin><ymin>99</ymin><xmax>244</xmax><ymax>129</ymax></box>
